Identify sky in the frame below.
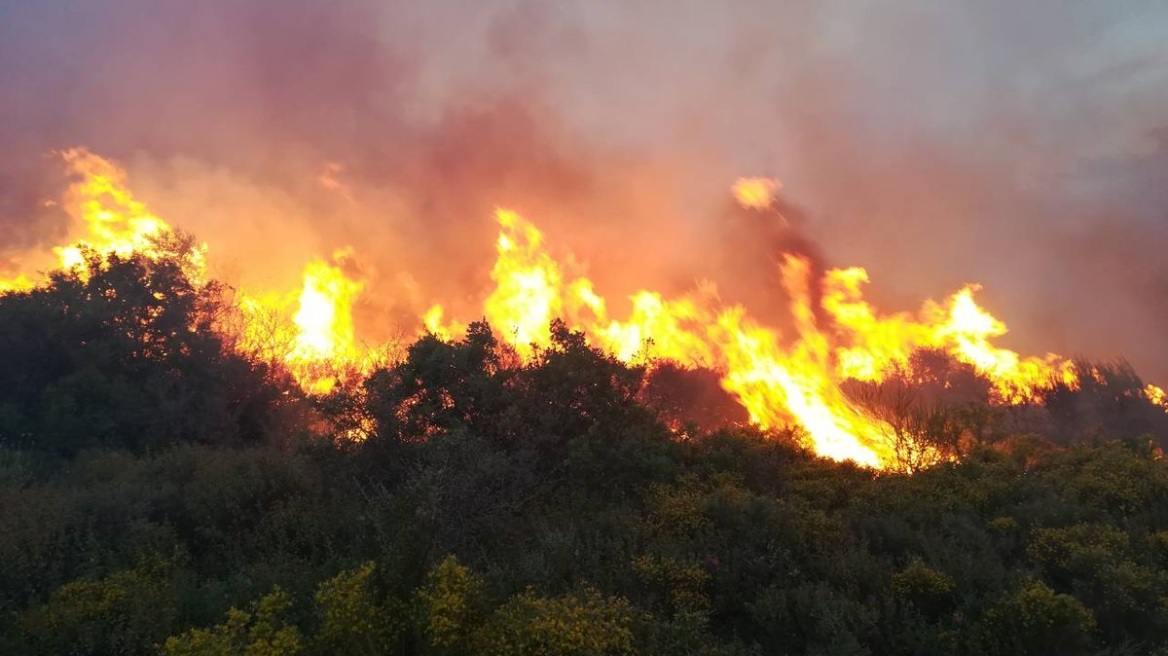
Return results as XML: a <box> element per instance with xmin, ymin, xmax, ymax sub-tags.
<box><xmin>1</xmin><ymin>0</ymin><xmax>1166</xmax><ymax>379</ymax></box>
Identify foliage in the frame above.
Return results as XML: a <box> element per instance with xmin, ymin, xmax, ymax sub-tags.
<box><xmin>16</xmin><ymin>559</ymin><xmax>180</xmax><ymax>656</ymax></box>
<box><xmin>476</xmin><ymin>587</ymin><xmax>636</xmax><ymax>656</ymax></box>
<box><xmin>890</xmin><ymin>558</ymin><xmax>955</xmax><ymax>617</ymax></box>
<box><xmin>0</xmin><ymin>235</ymin><xmax>294</xmax><ymax>454</ymax></box>
<box><xmin>160</xmin><ymin>589</ymin><xmax>303</xmax><ymax>656</ymax></box>
<box><xmin>312</xmin><ymin>562</ymin><xmax>406</xmax><ymax>656</ymax></box>
<box><xmin>1042</xmin><ymin>361</ymin><xmax>1168</xmax><ymax>445</ymax></box>
<box><xmin>2</xmin><ymin>248</ymin><xmax>1168</xmax><ymax>655</ymax></box>
<box><xmin>980</xmin><ymin>580</ymin><xmax>1097</xmax><ymax>656</ymax></box>
<box><xmin>415</xmin><ymin>555</ymin><xmax>487</xmax><ymax>653</ymax></box>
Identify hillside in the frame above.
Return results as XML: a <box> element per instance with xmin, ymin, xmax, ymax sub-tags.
<box><xmin>2</xmin><ymin>245</ymin><xmax>1168</xmax><ymax>656</ymax></box>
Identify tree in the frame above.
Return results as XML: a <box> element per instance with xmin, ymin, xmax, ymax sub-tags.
<box><xmin>415</xmin><ymin>555</ymin><xmax>487</xmax><ymax>654</ymax></box>
<box><xmin>981</xmin><ymin>581</ymin><xmax>1096</xmax><ymax>656</ymax></box>
<box><xmin>160</xmin><ymin>589</ymin><xmax>303</xmax><ymax>656</ymax></box>
<box><xmin>475</xmin><ymin>588</ymin><xmax>636</xmax><ymax>656</ymax></box>
<box><xmin>639</xmin><ymin>362</ymin><xmax>750</xmax><ymax>433</ymax></box>
<box><xmin>0</xmin><ymin>233</ymin><xmax>292</xmax><ymax>454</ymax></box>
<box><xmin>1041</xmin><ymin>360</ymin><xmax>1168</xmax><ymax>446</ymax></box>
<box><xmin>312</xmin><ymin>562</ymin><xmax>406</xmax><ymax>656</ymax></box>
<box><xmin>844</xmin><ymin>348</ymin><xmax>996</xmax><ymax>471</ymax></box>
<box><xmin>358</xmin><ymin>322</ymin><xmax>512</xmax><ymax>445</ymax></box>
<box><xmin>16</xmin><ymin>560</ymin><xmax>180</xmax><ymax>656</ymax></box>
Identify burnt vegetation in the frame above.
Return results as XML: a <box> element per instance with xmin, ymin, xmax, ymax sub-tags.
<box><xmin>3</xmin><ymin>245</ymin><xmax>1168</xmax><ymax>656</ymax></box>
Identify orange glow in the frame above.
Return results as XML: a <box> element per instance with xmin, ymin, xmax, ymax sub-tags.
<box><xmin>3</xmin><ymin>151</ymin><xmax>1165</xmax><ymax>469</ymax></box>
<box><xmin>0</xmin><ymin>275</ymin><xmax>36</xmax><ymax>294</ymax></box>
<box><xmin>423</xmin><ymin>304</ymin><xmax>460</xmax><ymax>341</ymax></box>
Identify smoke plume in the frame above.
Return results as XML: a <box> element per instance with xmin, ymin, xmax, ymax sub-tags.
<box><xmin>2</xmin><ymin>0</ymin><xmax>1166</xmax><ymax>378</ymax></box>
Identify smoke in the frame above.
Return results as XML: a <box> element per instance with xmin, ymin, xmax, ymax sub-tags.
<box><xmin>1</xmin><ymin>0</ymin><xmax>1166</xmax><ymax>378</ymax></box>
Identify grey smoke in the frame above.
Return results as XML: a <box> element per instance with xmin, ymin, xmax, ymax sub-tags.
<box><xmin>1</xmin><ymin>0</ymin><xmax>1166</xmax><ymax>380</ymax></box>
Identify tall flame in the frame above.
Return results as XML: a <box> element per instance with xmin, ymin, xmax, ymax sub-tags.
<box><xmin>287</xmin><ymin>252</ymin><xmax>363</xmax><ymax>363</ymax></box>
<box><xmin>457</xmin><ymin>205</ymin><xmax>1152</xmax><ymax>468</ymax></box>
<box><xmin>0</xmin><ymin>147</ymin><xmax>197</xmax><ymax>290</ymax></box>
<box><xmin>468</xmin><ymin>209</ymin><xmax>893</xmax><ymax>464</ymax></box>
<box><xmin>53</xmin><ymin>148</ymin><xmax>172</xmax><ymax>271</ymax></box>
<box><xmin>284</xmin><ymin>253</ymin><xmax>365</xmax><ymax>393</ymax></box>
<box><xmin>483</xmin><ymin>209</ymin><xmax>564</xmax><ymax>357</ymax></box>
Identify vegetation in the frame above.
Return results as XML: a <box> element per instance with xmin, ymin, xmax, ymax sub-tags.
<box><xmin>2</xmin><ymin>244</ymin><xmax>1168</xmax><ymax>655</ymax></box>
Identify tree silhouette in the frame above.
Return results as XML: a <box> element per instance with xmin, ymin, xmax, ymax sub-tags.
<box><xmin>0</xmin><ymin>233</ymin><xmax>291</xmax><ymax>454</ymax></box>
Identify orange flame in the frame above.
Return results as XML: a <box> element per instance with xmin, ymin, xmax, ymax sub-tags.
<box><xmin>282</xmin><ymin>252</ymin><xmax>364</xmax><ymax>392</ymax></box>
<box><xmin>732</xmin><ymin>177</ymin><xmax>780</xmax><ymax>209</ymax></box>
<box><xmin>823</xmin><ymin>270</ymin><xmax>1076</xmax><ymax>402</ymax></box>
<box><xmin>0</xmin><ymin>274</ymin><xmax>36</xmax><ymax>295</ymax></box>
<box><xmin>467</xmin><ymin>209</ymin><xmax>890</xmax><ymax>465</ymax></box>
<box><xmin>0</xmin><ymin>148</ymin><xmax>206</xmax><ymax>289</ymax></box>
<box><xmin>53</xmin><ymin>148</ymin><xmax>172</xmax><ymax>271</ymax></box>
<box><xmin>458</xmin><ymin>204</ymin><xmax>1132</xmax><ymax>468</ymax></box>
<box><xmin>0</xmin><ymin>149</ymin><xmax>365</xmax><ymax>394</ymax></box>
<box><xmin>235</xmin><ymin>253</ymin><xmax>366</xmax><ymax>394</ymax></box>
<box><xmin>482</xmin><ymin>208</ymin><xmax>567</xmax><ymax>357</ymax></box>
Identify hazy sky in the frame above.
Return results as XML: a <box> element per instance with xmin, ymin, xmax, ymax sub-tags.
<box><xmin>1</xmin><ymin>0</ymin><xmax>1166</xmax><ymax>379</ymax></box>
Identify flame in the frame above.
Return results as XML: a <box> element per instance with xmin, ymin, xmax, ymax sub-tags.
<box><xmin>0</xmin><ymin>274</ymin><xmax>36</xmax><ymax>294</ymax></box>
<box><xmin>823</xmin><ymin>271</ymin><xmax>1076</xmax><ymax>402</ymax></box>
<box><xmin>469</xmin><ymin>209</ymin><xmax>890</xmax><ymax>465</ymax></box>
<box><xmin>0</xmin><ymin>148</ymin><xmax>206</xmax><ymax>289</ymax></box>
<box><xmin>483</xmin><ymin>208</ymin><xmax>565</xmax><ymax>357</ymax></box>
<box><xmin>287</xmin><ymin>252</ymin><xmax>362</xmax><ymax>362</ymax></box>
<box><xmin>423</xmin><ymin>304</ymin><xmax>457</xmax><ymax>341</ymax></box>
<box><xmin>732</xmin><ymin>177</ymin><xmax>780</xmax><ymax>209</ymax></box>
<box><xmin>233</xmin><ymin>254</ymin><xmax>366</xmax><ymax>394</ymax></box>
<box><xmin>3</xmin><ymin>150</ymin><xmax>1165</xmax><ymax>469</ymax></box>
<box><xmin>1149</xmin><ymin>384</ymin><xmax>1168</xmax><ymax>410</ymax></box>
<box><xmin>234</xmin><ymin>289</ymin><xmax>299</xmax><ymax>361</ymax></box>
<box><xmin>281</xmin><ymin>253</ymin><xmax>364</xmax><ymax>392</ymax></box>
<box><xmin>54</xmin><ymin>148</ymin><xmax>174</xmax><ymax>272</ymax></box>
<box><xmin>460</xmin><ymin>205</ymin><xmax>1150</xmax><ymax>468</ymax></box>
<box><xmin>0</xmin><ymin>149</ymin><xmax>365</xmax><ymax>394</ymax></box>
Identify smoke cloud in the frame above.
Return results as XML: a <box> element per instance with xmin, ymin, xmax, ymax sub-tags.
<box><xmin>2</xmin><ymin>0</ymin><xmax>1166</xmax><ymax>378</ymax></box>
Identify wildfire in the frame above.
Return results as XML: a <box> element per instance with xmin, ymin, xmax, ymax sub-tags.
<box><xmin>230</xmin><ymin>255</ymin><xmax>367</xmax><ymax>394</ymax></box>
<box><xmin>287</xmin><ymin>252</ymin><xmax>363</xmax><ymax>362</ymax></box>
<box><xmin>422</xmin><ymin>304</ymin><xmax>460</xmax><ymax>342</ymax></box>
<box><xmin>0</xmin><ymin>148</ymin><xmax>190</xmax><ymax>290</ymax></box>
<box><xmin>1</xmin><ymin>149</ymin><xmax>365</xmax><ymax>393</ymax></box>
<box><xmin>55</xmin><ymin>149</ymin><xmax>174</xmax><ymax>268</ymax></box>
<box><xmin>0</xmin><ymin>274</ymin><xmax>36</xmax><ymax>294</ymax></box>
<box><xmin>822</xmin><ymin>270</ymin><xmax>1076</xmax><ymax>403</ymax></box>
<box><xmin>483</xmin><ymin>209</ymin><xmax>566</xmax><ymax>357</ymax></box>
<box><xmin>458</xmin><ymin>209</ymin><xmax>1092</xmax><ymax>465</ymax></box>
<box><xmin>283</xmin><ymin>253</ymin><xmax>365</xmax><ymax>392</ymax></box>
<box><xmin>3</xmin><ymin>149</ymin><xmax>1165</xmax><ymax>468</ymax></box>
<box><xmin>732</xmin><ymin>177</ymin><xmax>780</xmax><ymax>209</ymax></box>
